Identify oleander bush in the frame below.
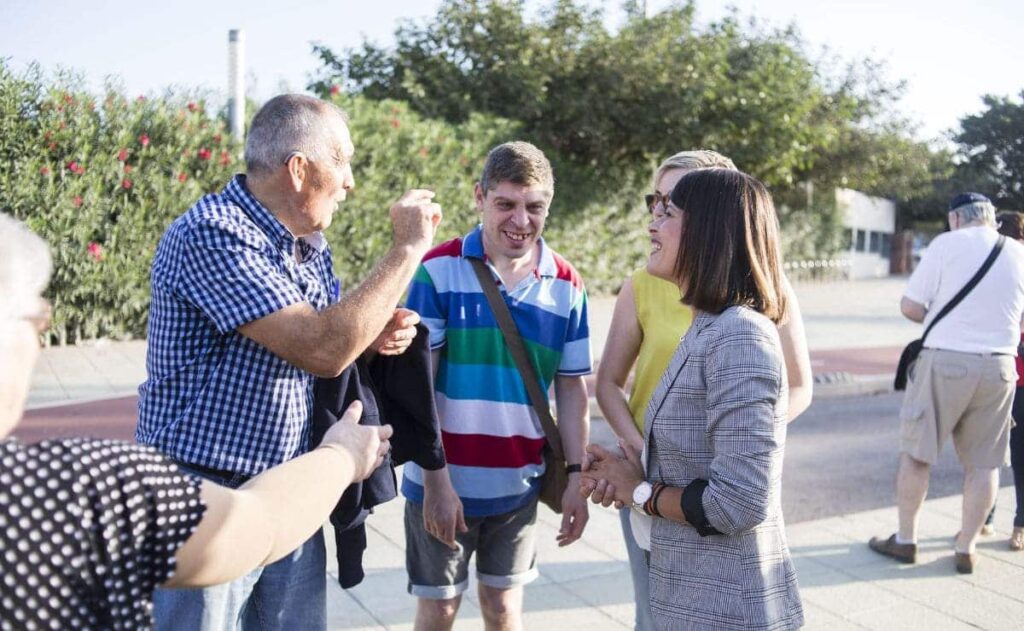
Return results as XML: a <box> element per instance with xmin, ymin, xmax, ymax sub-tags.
<box><xmin>1</xmin><ymin>62</ymin><xmax>648</xmax><ymax>345</ymax></box>
<box><xmin>0</xmin><ymin>62</ymin><xmax>240</xmax><ymax>344</ymax></box>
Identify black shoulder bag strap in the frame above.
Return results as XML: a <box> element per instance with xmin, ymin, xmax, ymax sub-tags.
<box><xmin>920</xmin><ymin>235</ymin><xmax>1006</xmax><ymax>345</ymax></box>
<box><xmin>468</xmin><ymin>257</ymin><xmax>565</xmax><ymax>460</ymax></box>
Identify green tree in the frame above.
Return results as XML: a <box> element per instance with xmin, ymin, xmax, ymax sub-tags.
<box><xmin>310</xmin><ymin>0</ymin><xmax>940</xmax><ymax>261</ymax></box>
<box><xmin>955</xmin><ymin>91</ymin><xmax>1024</xmax><ymax>209</ymax></box>
<box><xmin>312</xmin><ymin>2</ymin><xmax>924</xmax><ymax>189</ymax></box>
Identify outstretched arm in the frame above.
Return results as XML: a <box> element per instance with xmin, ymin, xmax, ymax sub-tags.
<box><xmin>164</xmin><ymin>401</ymin><xmax>391</xmax><ymax>587</ymax></box>
<box><xmin>239</xmin><ymin>190</ymin><xmax>442</xmax><ymax>377</ymax></box>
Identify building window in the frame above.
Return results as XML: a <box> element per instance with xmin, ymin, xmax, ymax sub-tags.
<box><xmin>869</xmin><ymin>231</ymin><xmax>881</xmax><ymax>253</ymax></box>
<box><xmin>880</xmin><ymin>233</ymin><xmax>892</xmax><ymax>257</ymax></box>
<box><xmin>855</xmin><ymin>229</ymin><xmax>866</xmax><ymax>252</ymax></box>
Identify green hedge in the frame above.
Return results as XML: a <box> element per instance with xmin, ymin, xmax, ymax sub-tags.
<box><xmin>0</xmin><ymin>64</ymin><xmax>652</xmax><ymax>344</ymax></box>
<box><xmin>0</xmin><ymin>64</ymin><xmax>241</xmax><ymax>344</ymax></box>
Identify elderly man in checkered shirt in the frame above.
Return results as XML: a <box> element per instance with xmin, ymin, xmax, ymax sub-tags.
<box><xmin>136</xmin><ymin>94</ymin><xmax>442</xmax><ymax>631</ymax></box>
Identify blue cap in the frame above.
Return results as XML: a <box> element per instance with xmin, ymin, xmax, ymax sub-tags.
<box><xmin>948</xmin><ymin>192</ymin><xmax>990</xmax><ymax>211</ymax></box>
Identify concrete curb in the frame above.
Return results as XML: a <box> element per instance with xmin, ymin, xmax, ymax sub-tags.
<box><xmin>813</xmin><ymin>373</ymin><xmax>894</xmax><ymax>398</ymax></box>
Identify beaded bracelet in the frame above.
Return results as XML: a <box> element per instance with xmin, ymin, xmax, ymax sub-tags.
<box><xmin>644</xmin><ymin>482</ymin><xmax>667</xmax><ymax>517</ymax></box>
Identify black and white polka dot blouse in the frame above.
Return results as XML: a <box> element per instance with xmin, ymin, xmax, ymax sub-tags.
<box><xmin>0</xmin><ymin>438</ymin><xmax>206</xmax><ymax>630</ymax></box>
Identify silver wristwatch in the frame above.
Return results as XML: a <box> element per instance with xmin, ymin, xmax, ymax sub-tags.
<box><xmin>631</xmin><ymin>480</ymin><xmax>653</xmax><ymax>514</ymax></box>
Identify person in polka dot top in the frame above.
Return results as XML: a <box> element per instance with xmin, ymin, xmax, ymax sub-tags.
<box><xmin>0</xmin><ymin>214</ymin><xmax>393</xmax><ymax>630</ymax></box>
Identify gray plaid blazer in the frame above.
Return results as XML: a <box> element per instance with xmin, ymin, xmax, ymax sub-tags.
<box><xmin>645</xmin><ymin>306</ymin><xmax>803</xmax><ymax>631</ymax></box>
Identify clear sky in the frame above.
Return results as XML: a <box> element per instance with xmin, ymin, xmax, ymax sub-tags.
<box><xmin>3</xmin><ymin>0</ymin><xmax>1021</xmax><ymax>143</ymax></box>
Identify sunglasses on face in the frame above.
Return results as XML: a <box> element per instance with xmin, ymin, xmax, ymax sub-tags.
<box><xmin>644</xmin><ymin>191</ymin><xmax>671</xmax><ymax>213</ymax></box>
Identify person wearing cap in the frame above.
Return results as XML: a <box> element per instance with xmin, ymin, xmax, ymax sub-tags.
<box><xmin>869</xmin><ymin>193</ymin><xmax>1024</xmax><ymax>574</ymax></box>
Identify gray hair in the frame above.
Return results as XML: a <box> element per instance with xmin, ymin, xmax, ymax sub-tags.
<box><xmin>951</xmin><ymin>200</ymin><xmax>997</xmax><ymax>227</ymax></box>
<box><xmin>0</xmin><ymin>214</ymin><xmax>52</xmax><ymax>321</ymax></box>
<box><xmin>653</xmin><ymin>150</ymin><xmax>736</xmax><ymax>189</ymax></box>
<box><xmin>245</xmin><ymin>94</ymin><xmax>349</xmax><ymax>176</ymax></box>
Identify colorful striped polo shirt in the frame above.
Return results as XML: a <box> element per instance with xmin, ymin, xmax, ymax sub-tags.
<box><xmin>401</xmin><ymin>225</ymin><xmax>592</xmax><ymax>516</ymax></box>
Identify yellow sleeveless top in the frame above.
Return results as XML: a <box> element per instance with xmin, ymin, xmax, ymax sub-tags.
<box><xmin>626</xmin><ymin>269</ymin><xmax>693</xmax><ymax>432</ymax></box>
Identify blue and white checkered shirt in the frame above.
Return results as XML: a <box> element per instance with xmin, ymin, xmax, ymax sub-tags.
<box><xmin>136</xmin><ymin>175</ymin><xmax>339</xmax><ymax>475</ymax></box>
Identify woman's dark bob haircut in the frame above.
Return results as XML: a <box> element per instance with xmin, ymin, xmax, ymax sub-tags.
<box><xmin>669</xmin><ymin>168</ymin><xmax>788</xmax><ymax>324</ymax></box>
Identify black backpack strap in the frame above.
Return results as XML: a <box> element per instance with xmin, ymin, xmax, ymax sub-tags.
<box><xmin>468</xmin><ymin>257</ymin><xmax>565</xmax><ymax>460</ymax></box>
<box><xmin>921</xmin><ymin>235</ymin><xmax>1005</xmax><ymax>344</ymax></box>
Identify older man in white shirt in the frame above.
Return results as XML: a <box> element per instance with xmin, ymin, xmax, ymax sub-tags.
<box><xmin>870</xmin><ymin>192</ymin><xmax>1024</xmax><ymax>574</ymax></box>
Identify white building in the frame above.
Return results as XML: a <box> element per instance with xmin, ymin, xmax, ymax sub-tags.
<box><xmin>837</xmin><ymin>188</ymin><xmax>895</xmax><ymax>279</ymax></box>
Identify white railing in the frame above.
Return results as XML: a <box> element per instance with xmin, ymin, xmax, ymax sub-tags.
<box><xmin>783</xmin><ymin>258</ymin><xmax>852</xmax><ymax>282</ymax></box>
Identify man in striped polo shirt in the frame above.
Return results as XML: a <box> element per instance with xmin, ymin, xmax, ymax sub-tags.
<box><xmin>402</xmin><ymin>141</ymin><xmax>592</xmax><ymax>629</ymax></box>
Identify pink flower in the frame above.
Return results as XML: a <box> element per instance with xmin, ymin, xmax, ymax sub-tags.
<box><xmin>187</xmin><ymin>102</ymin><xmax>199</xmax><ymax>112</ymax></box>
<box><xmin>87</xmin><ymin>242</ymin><xmax>103</xmax><ymax>262</ymax></box>
<box><xmin>72</xmin><ymin>196</ymin><xmax>83</xmax><ymax>207</ymax></box>
<box><xmin>123</xmin><ymin>164</ymin><xmax>133</xmax><ymax>173</ymax></box>
<box><xmin>136</xmin><ymin>95</ymin><xmax>146</xmax><ymax>102</ymax></box>
<box><xmin>66</xmin><ymin>161</ymin><xmax>85</xmax><ymax>175</ymax></box>
<box><xmin>418</xmin><ymin>147</ymin><xmax>429</xmax><ymax>158</ymax></box>
<box><xmin>329</xmin><ymin>85</ymin><xmax>341</xmax><ymax>96</ymax></box>
<box><xmin>213</xmin><ymin>134</ymin><xmax>223</xmax><ymax>144</ymax></box>
<box><xmin>138</xmin><ymin>134</ymin><xmax>150</xmax><ymax>147</ymax></box>
<box><xmin>218</xmin><ymin>150</ymin><xmax>231</xmax><ymax>166</ymax></box>
<box><xmin>40</xmin><ymin>166</ymin><xmax>50</xmax><ymax>175</ymax></box>
<box><xmin>43</xmin><ymin>131</ymin><xmax>53</xmax><ymax>140</ymax></box>
<box><xmin>117</xmin><ymin>148</ymin><xmax>128</xmax><ymax>162</ymax></box>
<box><xmin>177</xmin><ymin>172</ymin><xmax>187</xmax><ymax>183</ymax></box>
<box><xmin>197</xmin><ymin>147</ymin><xmax>212</xmax><ymax>161</ymax></box>
<box><xmin>122</xmin><ymin>178</ymin><xmax>132</xmax><ymax>190</ymax></box>
<box><xmin>390</xmin><ymin>118</ymin><xmax>400</xmax><ymax>129</ymax></box>
<box><xmin>48</xmin><ymin>142</ymin><xmax>57</xmax><ymax>151</ymax></box>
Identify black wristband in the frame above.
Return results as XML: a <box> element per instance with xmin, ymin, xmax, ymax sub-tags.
<box><xmin>680</xmin><ymin>478</ymin><xmax>723</xmax><ymax>537</ymax></box>
<box><xmin>565</xmin><ymin>463</ymin><xmax>582</xmax><ymax>475</ymax></box>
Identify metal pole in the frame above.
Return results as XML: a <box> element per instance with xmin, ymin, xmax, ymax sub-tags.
<box><xmin>228</xmin><ymin>29</ymin><xmax>245</xmax><ymax>142</ymax></box>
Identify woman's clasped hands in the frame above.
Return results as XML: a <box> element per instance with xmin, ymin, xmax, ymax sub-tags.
<box><xmin>579</xmin><ymin>441</ymin><xmax>645</xmax><ymax>509</ymax></box>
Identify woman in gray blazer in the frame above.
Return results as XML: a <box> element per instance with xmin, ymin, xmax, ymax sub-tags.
<box><xmin>582</xmin><ymin>168</ymin><xmax>804</xmax><ymax>630</ymax></box>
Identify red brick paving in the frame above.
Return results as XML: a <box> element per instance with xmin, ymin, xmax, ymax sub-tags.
<box><xmin>16</xmin><ymin>396</ymin><xmax>138</xmax><ymax>443</ymax></box>
<box><xmin>809</xmin><ymin>346</ymin><xmax>902</xmax><ymax>376</ymax></box>
<box><xmin>15</xmin><ymin>346</ymin><xmax>904</xmax><ymax>444</ymax></box>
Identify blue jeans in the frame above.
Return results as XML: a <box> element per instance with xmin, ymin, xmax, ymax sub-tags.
<box><xmin>153</xmin><ymin>465</ymin><xmax>327</xmax><ymax>631</ymax></box>
<box><xmin>619</xmin><ymin>508</ymin><xmax>655</xmax><ymax>631</ymax></box>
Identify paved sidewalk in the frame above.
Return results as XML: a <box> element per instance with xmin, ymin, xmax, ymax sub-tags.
<box><xmin>25</xmin><ymin>277</ymin><xmax>1024</xmax><ymax>629</ymax></box>
<box><xmin>26</xmin><ymin>278</ymin><xmax>915</xmax><ymax>409</ymax></box>
<box><xmin>324</xmin><ymin>482</ymin><xmax>1024</xmax><ymax>630</ymax></box>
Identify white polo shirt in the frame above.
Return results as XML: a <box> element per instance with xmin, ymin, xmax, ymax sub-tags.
<box><xmin>904</xmin><ymin>225</ymin><xmax>1024</xmax><ymax>355</ymax></box>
